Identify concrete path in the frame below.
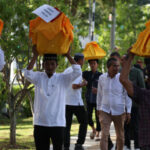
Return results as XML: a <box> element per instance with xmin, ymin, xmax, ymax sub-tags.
<box><xmin>69</xmin><ymin>123</ymin><xmax>116</xmax><ymax>150</ymax></box>
<box><xmin>50</xmin><ymin>123</ymin><xmax>136</xmax><ymax>150</ymax></box>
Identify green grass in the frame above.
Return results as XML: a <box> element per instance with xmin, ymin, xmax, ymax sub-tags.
<box><xmin>0</xmin><ymin>117</ymin><xmax>35</xmax><ymax>150</ymax></box>
<box><xmin>0</xmin><ymin>116</ymin><xmax>81</xmax><ymax>150</ymax></box>
<box><xmin>0</xmin><ymin>111</ymin><xmax>96</xmax><ymax>149</ymax></box>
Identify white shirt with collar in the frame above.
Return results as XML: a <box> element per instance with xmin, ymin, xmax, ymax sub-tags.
<box><xmin>64</xmin><ymin>66</ymin><xmax>84</xmax><ymax>106</ymax></box>
<box><xmin>0</xmin><ymin>47</ymin><xmax>5</xmax><ymax>71</ymax></box>
<box><xmin>96</xmin><ymin>72</ymin><xmax>132</xmax><ymax>115</ymax></box>
<box><xmin>24</xmin><ymin>64</ymin><xmax>81</xmax><ymax>127</ymax></box>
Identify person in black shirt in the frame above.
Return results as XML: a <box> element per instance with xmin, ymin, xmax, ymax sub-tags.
<box><xmin>83</xmin><ymin>59</ymin><xmax>101</xmax><ymax>141</ymax></box>
<box><xmin>83</xmin><ymin>59</ymin><xmax>114</xmax><ymax>149</ymax></box>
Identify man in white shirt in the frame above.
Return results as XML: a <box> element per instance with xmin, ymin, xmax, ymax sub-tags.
<box><xmin>97</xmin><ymin>57</ymin><xmax>132</xmax><ymax>150</ymax></box>
<box><xmin>24</xmin><ymin>45</ymin><xmax>82</xmax><ymax>150</ymax></box>
<box><xmin>64</xmin><ymin>53</ymin><xmax>88</xmax><ymax>150</ymax></box>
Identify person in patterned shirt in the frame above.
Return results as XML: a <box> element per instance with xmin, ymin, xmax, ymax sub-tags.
<box><xmin>120</xmin><ymin>51</ymin><xmax>150</xmax><ymax>150</ymax></box>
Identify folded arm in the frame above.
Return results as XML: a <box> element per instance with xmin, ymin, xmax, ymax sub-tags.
<box><xmin>72</xmin><ymin>79</ymin><xmax>87</xmax><ymax>89</ymax></box>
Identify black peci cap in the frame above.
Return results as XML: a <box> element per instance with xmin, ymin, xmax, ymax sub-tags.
<box><xmin>74</xmin><ymin>53</ymin><xmax>84</xmax><ymax>61</ymax></box>
<box><xmin>88</xmin><ymin>59</ymin><xmax>99</xmax><ymax>63</ymax></box>
<box><xmin>43</xmin><ymin>54</ymin><xmax>57</xmax><ymax>62</ymax></box>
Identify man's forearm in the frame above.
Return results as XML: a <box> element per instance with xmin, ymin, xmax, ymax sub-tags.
<box><xmin>66</xmin><ymin>54</ymin><xmax>76</xmax><ymax>65</ymax></box>
<box><xmin>72</xmin><ymin>81</ymin><xmax>87</xmax><ymax>89</ymax></box>
<box><xmin>27</xmin><ymin>55</ymin><xmax>38</xmax><ymax>70</ymax></box>
<box><xmin>120</xmin><ymin>53</ymin><xmax>134</xmax><ymax>97</ymax></box>
<box><xmin>121</xmin><ymin>53</ymin><xmax>134</xmax><ymax>78</ymax></box>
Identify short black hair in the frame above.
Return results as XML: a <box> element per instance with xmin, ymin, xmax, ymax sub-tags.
<box><xmin>74</xmin><ymin>53</ymin><xmax>84</xmax><ymax>62</ymax></box>
<box><xmin>107</xmin><ymin>57</ymin><xmax>117</xmax><ymax>68</ymax></box>
<box><xmin>110</xmin><ymin>52</ymin><xmax>121</xmax><ymax>58</ymax></box>
<box><xmin>88</xmin><ymin>59</ymin><xmax>99</xmax><ymax>64</ymax></box>
<box><xmin>43</xmin><ymin>54</ymin><xmax>57</xmax><ymax>63</ymax></box>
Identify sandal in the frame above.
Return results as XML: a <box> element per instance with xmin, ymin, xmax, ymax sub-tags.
<box><xmin>90</xmin><ymin>132</ymin><xmax>96</xmax><ymax>139</ymax></box>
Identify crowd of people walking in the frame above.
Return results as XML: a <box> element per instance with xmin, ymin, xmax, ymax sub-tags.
<box><xmin>22</xmin><ymin>46</ymin><xmax>150</xmax><ymax>150</ymax></box>
<box><xmin>24</xmin><ymin>45</ymin><xmax>150</xmax><ymax>150</ymax></box>
<box><xmin>1</xmin><ymin>44</ymin><xmax>150</xmax><ymax>150</ymax></box>
<box><xmin>1</xmin><ymin>3</ymin><xmax>150</xmax><ymax>150</ymax></box>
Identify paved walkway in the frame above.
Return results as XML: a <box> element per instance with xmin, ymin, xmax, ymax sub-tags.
<box><xmin>50</xmin><ymin>123</ymin><xmax>136</xmax><ymax>150</ymax></box>
<box><xmin>69</xmin><ymin>123</ymin><xmax>116</xmax><ymax>150</ymax></box>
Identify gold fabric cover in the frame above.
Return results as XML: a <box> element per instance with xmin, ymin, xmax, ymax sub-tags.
<box><xmin>131</xmin><ymin>20</ymin><xmax>150</xmax><ymax>57</ymax></box>
<box><xmin>0</xmin><ymin>19</ymin><xmax>4</xmax><ymax>36</ymax></box>
<box><xmin>83</xmin><ymin>41</ymin><xmax>106</xmax><ymax>60</ymax></box>
<box><xmin>29</xmin><ymin>13</ymin><xmax>74</xmax><ymax>55</ymax></box>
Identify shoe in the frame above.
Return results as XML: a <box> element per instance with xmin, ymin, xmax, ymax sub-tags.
<box><xmin>74</xmin><ymin>144</ymin><xmax>84</xmax><ymax>150</ymax></box>
<box><xmin>90</xmin><ymin>132</ymin><xmax>95</xmax><ymax>139</ymax></box>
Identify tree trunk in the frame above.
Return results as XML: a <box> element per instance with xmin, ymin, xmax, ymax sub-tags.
<box><xmin>4</xmin><ymin>63</ymin><xmax>16</xmax><ymax>145</ymax></box>
<box><xmin>9</xmin><ymin>98</ymin><xmax>16</xmax><ymax>146</ymax></box>
<box><xmin>28</xmin><ymin>92</ymin><xmax>34</xmax><ymax>116</ymax></box>
<box><xmin>71</xmin><ymin>0</ymin><xmax>79</xmax><ymax>16</ymax></box>
<box><xmin>110</xmin><ymin>0</ymin><xmax>116</xmax><ymax>52</ymax></box>
<box><xmin>89</xmin><ymin>0</ymin><xmax>92</xmax><ymax>40</ymax></box>
<box><xmin>91</xmin><ymin>0</ymin><xmax>96</xmax><ymax>41</ymax></box>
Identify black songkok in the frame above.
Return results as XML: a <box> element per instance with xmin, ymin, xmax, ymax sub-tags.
<box><xmin>43</xmin><ymin>54</ymin><xmax>57</xmax><ymax>62</ymax></box>
<box><xmin>74</xmin><ymin>53</ymin><xmax>84</xmax><ymax>61</ymax></box>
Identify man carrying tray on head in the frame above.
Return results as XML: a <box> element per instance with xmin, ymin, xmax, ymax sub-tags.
<box><xmin>23</xmin><ymin>45</ymin><xmax>81</xmax><ymax>150</ymax></box>
<box><xmin>64</xmin><ymin>53</ymin><xmax>88</xmax><ymax>150</ymax></box>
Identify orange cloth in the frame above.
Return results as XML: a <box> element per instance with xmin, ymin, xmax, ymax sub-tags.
<box><xmin>83</xmin><ymin>41</ymin><xmax>106</xmax><ymax>60</ymax></box>
<box><xmin>0</xmin><ymin>19</ymin><xmax>4</xmax><ymax>36</ymax></box>
<box><xmin>29</xmin><ymin>13</ymin><xmax>74</xmax><ymax>55</ymax></box>
<box><xmin>131</xmin><ymin>20</ymin><xmax>150</xmax><ymax>57</ymax></box>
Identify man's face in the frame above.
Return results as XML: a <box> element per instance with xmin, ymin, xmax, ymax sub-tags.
<box><xmin>111</xmin><ymin>56</ymin><xmax>121</xmax><ymax>65</ymax></box>
<box><xmin>43</xmin><ymin>60</ymin><xmax>57</xmax><ymax>76</ymax></box>
<box><xmin>77</xmin><ymin>58</ymin><xmax>84</xmax><ymax>67</ymax></box>
<box><xmin>89</xmin><ymin>60</ymin><xmax>98</xmax><ymax>72</ymax></box>
<box><xmin>108</xmin><ymin>61</ymin><xmax>120</xmax><ymax>77</ymax></box>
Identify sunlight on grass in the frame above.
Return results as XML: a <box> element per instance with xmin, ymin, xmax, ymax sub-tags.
<box><xmin>0</xmin><ymin>117</ymin><xmax>35</xmax><ymax>149</ymax></box>
<box><xmin>0</xmin><ymin>111</ymin><xmax>96</xmax><ymax>149</ymax></box>
<box><xmin>0</xmin><ymin>117</ymin><xmax>80</xmax><ymax>149</ymax></box>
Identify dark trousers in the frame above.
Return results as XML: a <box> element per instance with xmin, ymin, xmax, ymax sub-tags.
<box><xmin>34</xmin><ymin>125</ymin><xmax>64</xmax><ymax>150</ymax></box>
<box><xmin>87</xmin><ymin>102</ymin><xmax>101</xmax><ymax>131</ymax></box>
<box><xmin>108</xmin><ymin>135</ymin><xmax>114</xmax><ymax>150</ymax></box>
<box><xmin>141</xmin><ymin>145</ymin><xmax>150</xmax><ymax>150</ymax></box>
<box><xmin>64</xmin><ymin>105</ymin><xmax>88</xmax><ymax>148</ymax></box>
<box><xmin>124</xmin><ymin>106</ymin><xmax>139</xmax><ymax>148</ymax></box>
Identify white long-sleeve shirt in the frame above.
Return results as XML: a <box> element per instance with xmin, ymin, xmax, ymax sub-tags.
<box><xmin>96</xmin><ymin>73</ymin><xmax>132</xmax><ymax>115</ymax></box>
<box><xmin>0</xmin><ymin>48</ymin><xmax>5</xmax><ymax>71</ymax></box>
<box><xmin>24</xmin><ymin>64</ymin><xmax>81</xmax><ymax>127</ymax></box>
<box><xmin>64</xmin><ymin>66</ymin><xmax>84</xmax><ymax>106</ymax></box>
